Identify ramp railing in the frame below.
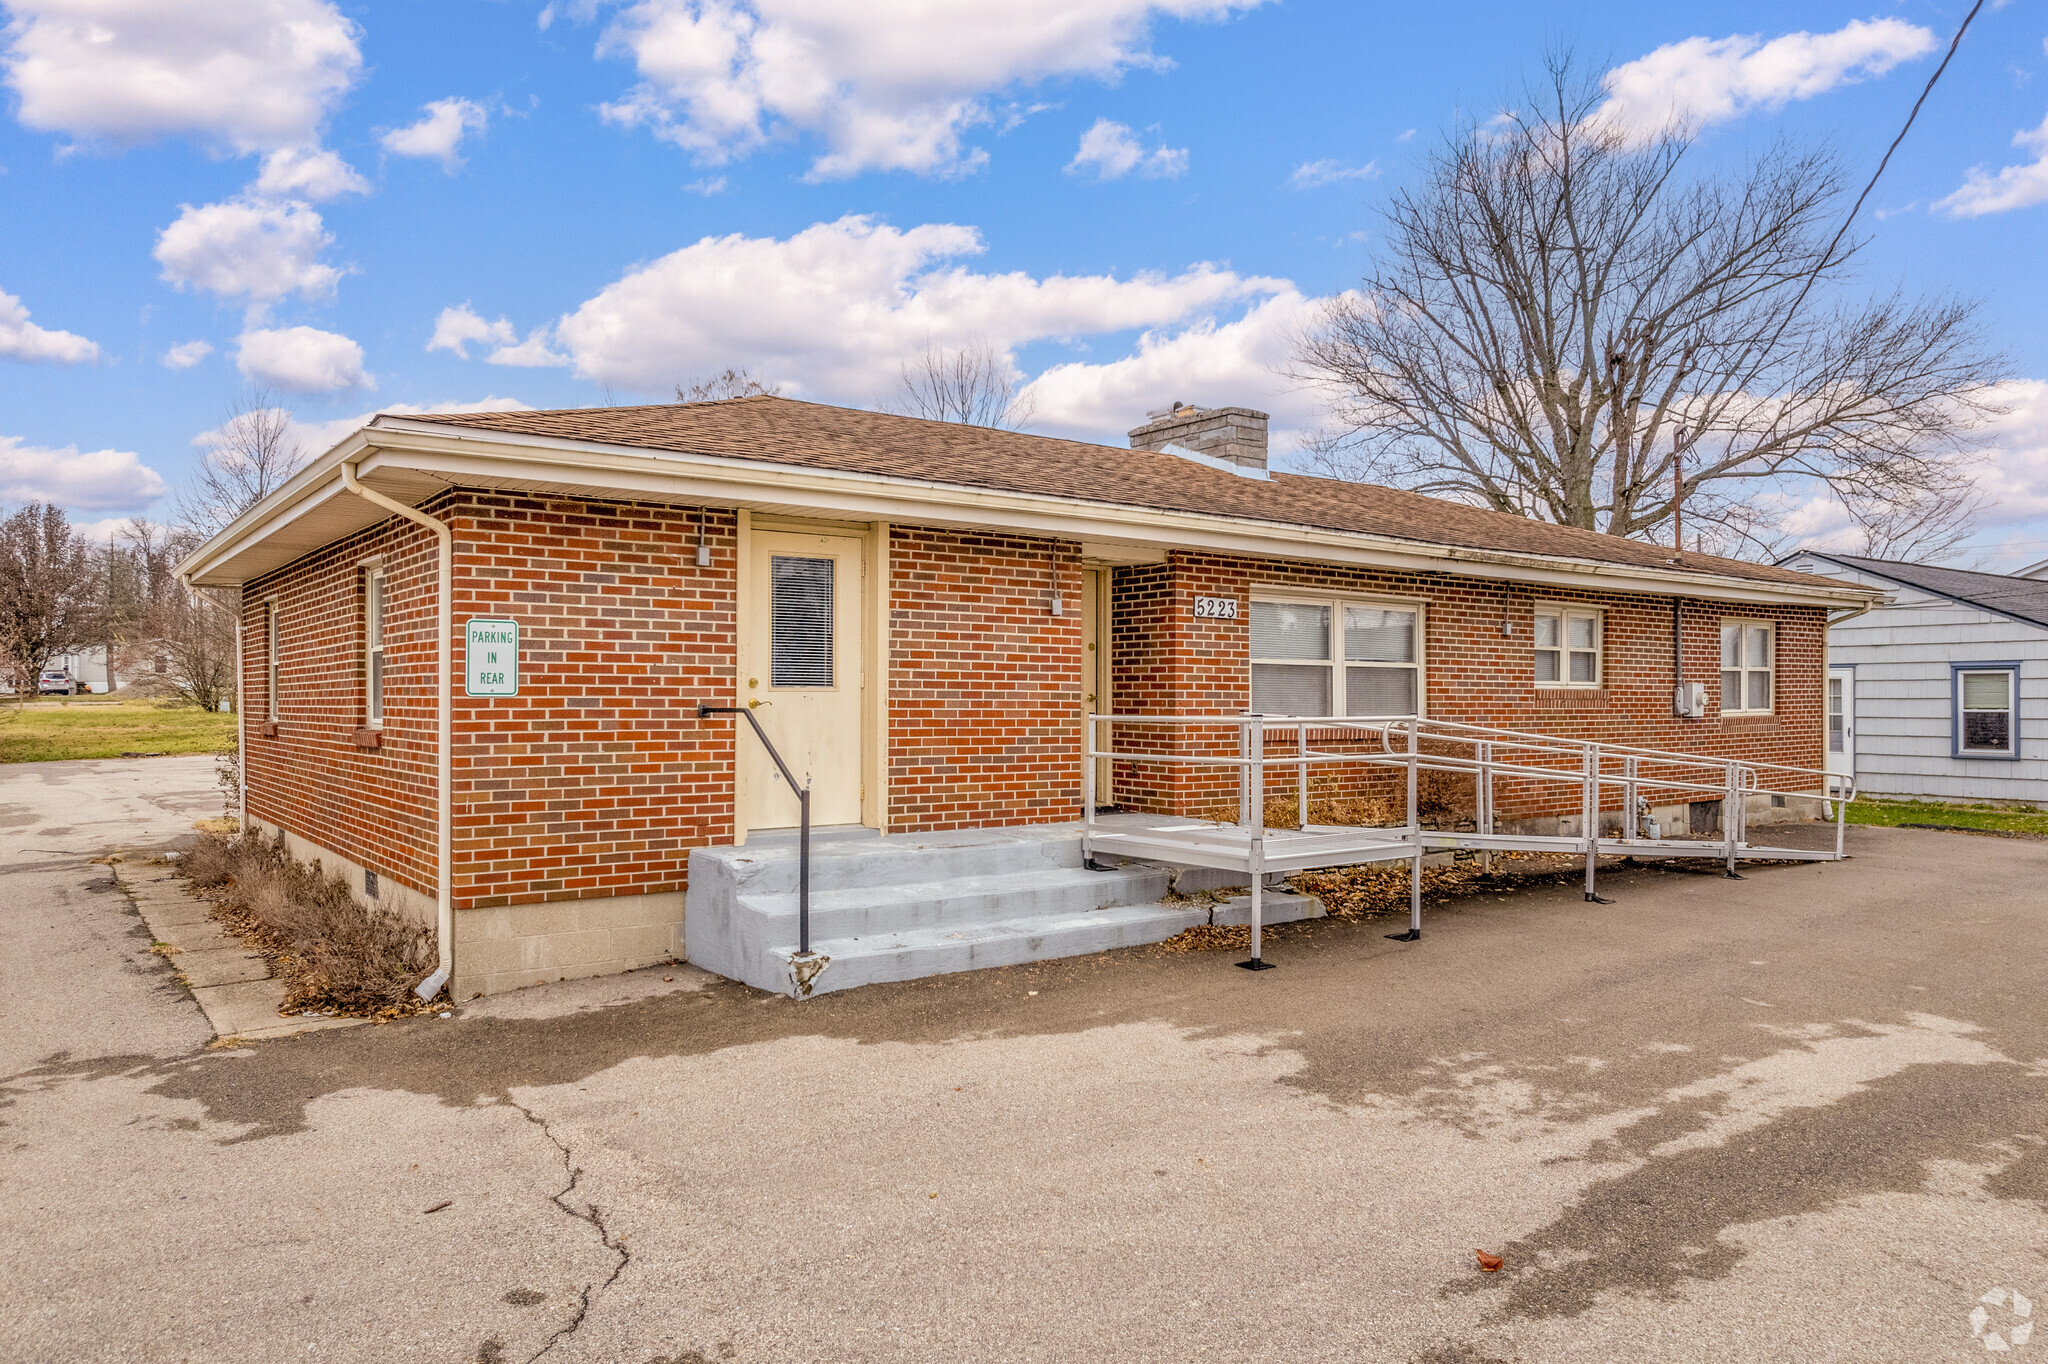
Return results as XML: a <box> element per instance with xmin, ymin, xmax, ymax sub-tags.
<box><xmin>1081</xmin><ymin>712</ymin><xmax>1852</xmax><ymax>968</ymax></box>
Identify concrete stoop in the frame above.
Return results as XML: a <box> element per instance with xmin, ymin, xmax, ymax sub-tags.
<box><xmin>685</xmin><ymin>824</ymin><xmax>1324</xmax><ymax>997</ymax></box>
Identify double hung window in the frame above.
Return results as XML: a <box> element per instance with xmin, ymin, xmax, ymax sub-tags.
<box><xmin>365</xmin><ymin>570</ymin><xmax>386</xmax><ymax>725</ymax></box>
<box><xmin>265</xmin><ymin>600</ymin><xmax>279</xmax><ymax>721</ymax></box>
<box><xmin>1534</xmin><ymin>607</ymin><xmax>1601</xmax><ymax>686</ymax></box>
<box><xmin>1720</xmin><ymin>621</ymin><xmax>1774</xmax><ymax>714</ymax></box>
<box><xmin>1250</xmin><ymin>596</ymin><xmax>1421</xmax><ymax>716</ymax></box>
<box><xmin>1955</xmin><ymin>666</ymin><xmax>2019</xmax><ymax>758</ymax></box>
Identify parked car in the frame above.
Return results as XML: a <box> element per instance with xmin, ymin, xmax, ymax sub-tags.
<box><xmin>38</xmin><ymin>667</ymin><xmax>76</xmax><ymax>696</ymax></box>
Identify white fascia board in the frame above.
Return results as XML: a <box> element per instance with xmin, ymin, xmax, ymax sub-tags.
<box><xmin>176</xmin><ymin>427</ymin><xmax>377</xmax><ymax>584</ymax></box>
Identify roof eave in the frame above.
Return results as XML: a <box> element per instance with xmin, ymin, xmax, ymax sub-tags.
<box><xmin>183</xmin><ymin>418</ymin><xmax>1883</xmax><ymax>609</ymax></box>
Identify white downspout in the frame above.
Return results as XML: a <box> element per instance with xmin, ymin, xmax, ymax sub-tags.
<box><xmin>339</xmin><ymin>462</ymin><xmax>454</xmax><ymax>1001</ymax></box>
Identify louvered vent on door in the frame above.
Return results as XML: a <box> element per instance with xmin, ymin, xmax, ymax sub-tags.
<box><xmin>770</xmin><ymin>555</ymin><xmax>834</xmax><ymax>687</ymax></box>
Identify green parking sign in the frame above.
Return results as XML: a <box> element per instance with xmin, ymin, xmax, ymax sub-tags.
<box><xmin>465</xmin><ymin>618</ymin><xmax>519</xmax><ymax>696</ymax></box>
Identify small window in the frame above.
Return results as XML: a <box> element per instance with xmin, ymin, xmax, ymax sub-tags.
<box><xmin>1534</xmin><ymin>607</ymin><xmax>1601</xmax><ymax>687</ymax></box>
<box><xmin>265</xmin><ymin>600</ymin><xmax>280</xmax><ymax>722</ymax></box>
<box><xmin>1827</xmin><ymin>675</ymin><xmax>1846</xmax><ymax>754</ymax></box>
<box><xmin>1250</xmin><ymin>596</ymin><xmax>1420</xmax><ymax>716</ymax></box>
<box><xmin>365</xmin><ymin>570</ymin><xmax>386</xmax><ymax>725</ymax></box>
<box><xmin>1955</xmin><ymin>666</ymin><xmax>2018</xmax><ymax>758</ymax></box>
<box><xmin>769</xmin><ymin>555</ymin><xmax>834</xmax><ymax>688</ymax></box>
<box><xmin>1720</xmin><ymin>621</ymin><xmax>1774</xmax><ymax>715</ymax></box>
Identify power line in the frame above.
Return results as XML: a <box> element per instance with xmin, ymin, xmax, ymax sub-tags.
<box><xmin>1785</xmin><ymin>0</ymin><xmax>1987</xmax><ymax>320</ymax></box>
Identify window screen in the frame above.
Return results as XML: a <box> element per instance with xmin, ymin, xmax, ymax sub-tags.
<box><xmin>1720</xmin><ymin>621</ymin><xmax>1773</xmax><ymax>713</ymax></box>
<box><xmin>1535</xmin><ymin>608</ymin><xmax>1600</xmax><ymax>686</ymax></box>
<box><xmin>1251</xmin><ymin>602</ymin><xmax>1330</xmax><ymax>660</ymax></box>
<box><xmin>770</xmin><ymin>556</ymin><xmax>834</xmax><ymax>688</ymax></box>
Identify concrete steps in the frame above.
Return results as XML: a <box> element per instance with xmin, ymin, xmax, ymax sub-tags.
<box><xmin>684</xmin><ymin>825</ymin><xmax>1323</xmax><ymax>997</ymax></box>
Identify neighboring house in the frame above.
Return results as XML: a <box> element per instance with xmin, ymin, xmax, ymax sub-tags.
<box><xmin>180</xmin><ymin>397</ymin><xmax>1878</xmax><ymax>997</ymax></box>
<box><xmin>1778</xmin><ymin>552</ymin><xmax>2047</xmax><ymax>804</ymax></box>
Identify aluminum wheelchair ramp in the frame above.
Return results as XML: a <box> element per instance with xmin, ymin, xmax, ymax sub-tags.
<box><xmin>1080</xmin><ymin>713</ymin><xmax>1853</xmax><ymax>970</ymax></box>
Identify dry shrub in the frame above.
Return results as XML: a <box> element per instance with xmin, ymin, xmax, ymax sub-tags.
<box><xmin>177</xmin><ymin>831</ymin><xmax>439</xmax><ymax>1015</ymax></box>
<box><xmin>1416</xmin><ymin>768</ymin><xmax>1477</xmax><ymax>826</ymax></box>
<box><xmin>1204</xmin><ymin>776</ymin><xmax>1402</xmax><ymax>829</ymax></box>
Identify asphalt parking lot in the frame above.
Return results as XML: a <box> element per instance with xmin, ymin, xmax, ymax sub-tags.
<box><xmin>2</xmin><ymin>757</ymin><xmax>2044</xmax><ymax>1363</ymax></box>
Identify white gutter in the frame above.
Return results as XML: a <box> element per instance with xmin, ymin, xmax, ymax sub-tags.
<box><xmin>339</xmin><ymin>462</ymin><xmax>454</xmax><ymax>1001</ymax></box>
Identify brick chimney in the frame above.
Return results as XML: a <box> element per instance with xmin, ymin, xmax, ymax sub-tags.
<box><xmin>1127</xmin><ymin>403</ymin><xmax>1270</xmax><ymax>476</ymax></box>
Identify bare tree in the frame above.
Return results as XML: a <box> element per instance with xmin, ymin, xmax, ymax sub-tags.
<box><xmin>0</xmin><ymin>503</ymin><xmax>104</xmax><ymax>700</ymax></box>
<box><xmin>892</xmin><ymin>338</ymin><xmax>1035</xmax><ymax>430</ymax></box>
<box><xmin>175</xmin><ymin>390</ymin><xmax>310</xmax><ymax>541</ymax></box>
<box><xmin>1296</xmin><ymin>54</ymin><xmax>2006</xmax><ymax>558</ymax></box>
<box><xmin>675</xmin><ymin>367</ymin><xmax>779</xmax><ymax>403</ymax></box>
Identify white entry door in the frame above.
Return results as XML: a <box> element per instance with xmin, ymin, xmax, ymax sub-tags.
<box><xmin>739</xmin><ymin>531</ymin><xmax>864</xmax><ymax>833</ymax></box>
<box><xmin>1827</xmin><ymin>667</ymin><xmax>1855</xmax><ymax>792</ymax></box>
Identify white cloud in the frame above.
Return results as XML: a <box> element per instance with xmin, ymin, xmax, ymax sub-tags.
<box><xmin>1967</xmin><ymin>379</ymin><xmax>2048</xmax><ymax>531</ymax></box>
<box><xmin>0</xmin><ymin>435</ymin><xmax>166</xmax><ymax>510</ymax></box>
<box><xmin>154</xmin><ymin>197</ymin><xmax>342</xmax><ymax>305</ymax></box>
<box><xmin>684</xmin><ymin>175</ymin><xmax>728</xmax><ymax>195</ymax></box>
<box><xmin>1065</xmin><ymin>118</ymin><xmax>1188</xmax><ymax>180</ymax></box>
<box><xmin>538</xmin><ymin>213</ymin><xmax>1280</xmax><ymax>397</ymax></box>
<box><xmin>1289</xmin><ymin>158</ymin><xmax>1377</xmax><ymax>189</ymax></box>
<box><xmin>228</xmin><ymin>396</ymin><xmax>537</xmax><ymax>459</ymax></box>
<box><xmin>427</xmin><ymin>304</ymin><xmax>516</xmax><ymax>358</ymax></box>
<box><xmin>161</xmin><ymin>339</ymin><xmax>214</xmax><ymax>369</ymax></box>
<box><xmin>487</xmin><ymin>328</ymin><xmax>571</xmax><ymax>368</ymax></box>
<box><xmin>0</xmin><ymin>286</ymin><xmax>97</xmax><ymax>364</ymax></box>
<box><xmin>254</xmin><ymin>145</ymin><xmax>368</xmax><ymax>200</ymax></box>
<box><xmin>1595</xmin><ymin>19</ymin><xmax>1936</xmax><ymax>141</ymax></box>
<box><xmin>234</xmin><ymin>325</ymin><xmax>372</xmax><ymax>392</ymax></box>
<box><xmin>593</xmin><ymin>0</ymin><xmax>1257</xmax><ymax>178</ymax></box>
<box><xmin>1935</xmin><ymin>111</ymin><xmax>2048</xmax><ymax>217</ymax></box>
<box><xmin>1018</xmin><ymin>290</ymin><xmax>1333</xmax><ymax>451</ymax></box>
<box><xmin>381</xmin><ymin>97</ymin><xmax>491</xmax><ymax>171</ymax></box>
<box><xmin>0</xmin><ymin>0</ymin><xmax>362</xmax><ymax>154</ymax></box>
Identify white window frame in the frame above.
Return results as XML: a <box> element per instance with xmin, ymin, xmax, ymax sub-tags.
<box><xmin>1533</xmin><ymin>604</ymin><xmax>1603</xmax><ymax>689</ymax></box>
<box><xmin>1720</xmin><ymin>619</ymin><xmax>1775</xmax><ymax>716</ymax></box>
<box><xmin>365</xmin><ymin>566</ymin><xmax>386</xmax><ymax>726</ymax></box>
<box><xmin>264</xmin><ymin>598</ymin><xmax>279</xmax><ymax>722</ymax></box>
<box><xmin>1249</xmin><ymin>591</ymin><xmax>1425</xmax><ymax>718</ymax></box>
<box><xmin>1953</xmin><ymin>663</ymin><xmax>2020</xmax><ymax>760</ymax></box>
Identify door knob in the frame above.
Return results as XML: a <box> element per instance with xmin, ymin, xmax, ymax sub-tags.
<box><xmin>748</xmin><ymin>699</ymin><xmax>770</xmax><ymax>710</ymax></box>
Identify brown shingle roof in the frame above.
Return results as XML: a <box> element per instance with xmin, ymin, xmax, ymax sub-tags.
<box><xmin>404</xmin><ymin>395</ymin><xmax>1836</xmax><ymax>591</ymax></box>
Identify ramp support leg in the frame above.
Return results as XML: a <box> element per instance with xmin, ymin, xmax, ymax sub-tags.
<box><xmin>1238</xmin><ymin>875</ymin><xmax>1275</xmax><ymax>970</ymax></box>
<box><xmin>1387</xmin><ymin>844</ymin><xmax>1423</xmax><ymax>942</ymax></box>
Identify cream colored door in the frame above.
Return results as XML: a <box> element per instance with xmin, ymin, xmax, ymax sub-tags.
<box><xmin>1081</xmin><ymin>569</ymin><xmax>1112</xmax><ymax>804</ymax></box>
<box><xmin>739</xmin><ymin>532</ymin><xmax>865</xmax><ymax>833</ymax></box>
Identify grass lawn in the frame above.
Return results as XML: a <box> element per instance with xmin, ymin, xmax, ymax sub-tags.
<box><xmin>1844</xmin><ymin>796</ymin><xmax>2048</xmax><ymax>838</ymax></box>
<box><xmin>0</xmin><ymin>698</ymin><xmax>237</xmax><ymax>763</ymax></box>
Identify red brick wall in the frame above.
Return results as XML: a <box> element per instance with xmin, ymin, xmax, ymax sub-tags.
<box><xmin>1109</xmin><ymin>552</ymin><xmax>1828</xmax><ymax>823</ymax></box>
<box><xmin>887</xmin><ymin>525</ymin><xmax>1084</xmax><ymax>832</ymax></box>
<box><xmin>244</xmin><ymin>491</ymin><xmax>737</xmax><ymax>914</ymax></box>
<box><xmin>242</xmin><ymin>512</ymin><xmax>441</xmax><ymax>898</ymax></box>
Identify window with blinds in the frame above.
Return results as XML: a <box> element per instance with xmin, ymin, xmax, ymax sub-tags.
<box><xmin>1956</xmin><ymin>666</ymin><xmax>2017</xmax><ymax>757</ymax></box>
<box><xmin>1250</xmin><ymin>595</ymin><xmax>1420</xmax><ymax>717</ymax></box>
<box><xmin>1534</xmin><ymin>606</ymin><xmax>1601</xmax><ymax>687</ymax></box>
<box><xmin>770</xmin><ymin>555</ymin><xmax>835</xmax><ymax>688</ymax></box>
<box><xmin>1719</xmin><ymin>620</ymin><xmax>1774</xmax><ymax>714</ymax></box>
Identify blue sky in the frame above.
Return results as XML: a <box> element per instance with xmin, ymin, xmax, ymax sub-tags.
<box><xmin>2</xmin><ymin>0</ymin><xmax>2045</xmax><ymax>565</ymax></box>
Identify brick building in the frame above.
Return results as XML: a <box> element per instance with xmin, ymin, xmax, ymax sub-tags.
<box><xmin>181</xmin><ymin>397</ymin><xmax>1880</xmax><ymax>997</ymax></box>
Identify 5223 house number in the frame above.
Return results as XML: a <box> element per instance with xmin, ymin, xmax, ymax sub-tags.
<box><xmin>1192</xmin><ymin>596</ymin><xmax>1239</xmax><ymax>620</ymax></box>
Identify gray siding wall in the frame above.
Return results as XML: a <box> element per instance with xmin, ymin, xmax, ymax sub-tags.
<box><xmin>1786</xmin><ymin>555</ymin><xmax>2048</xmax><ymax>803</ymax></box>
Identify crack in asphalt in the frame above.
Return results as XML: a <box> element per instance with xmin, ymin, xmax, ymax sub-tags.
<box><xmin>513</xmin><ymin>1101</ymin><xmax>631</xmax><ymax>1363</ymax></box>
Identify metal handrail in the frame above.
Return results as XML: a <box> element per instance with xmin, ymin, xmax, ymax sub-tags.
<box><xmin>698</xmin><ymin>704</ymin><xmax>813</xmax><ymax>956</ymax></box>
<box><xmin>1081</xmin><ymin>711</ymin><xmax>1852</xmax><ymax>907</ymax></box>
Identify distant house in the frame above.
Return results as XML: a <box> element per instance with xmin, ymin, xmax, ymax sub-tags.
<box><xmin>1778</xmin><ymin>552</ymin><xmax>2046</xmax><ymax>804</ymax></box>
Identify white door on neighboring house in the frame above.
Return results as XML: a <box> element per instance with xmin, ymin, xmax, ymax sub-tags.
<box><xmin>739</xmin><ymin>531</ymin><xmax>865</xmax><ymax>833</ymax></box>
<box><xmin>1827</xmin><ymin>667</ymin><xmax>1855</xmax><ymax>793</ymax></box>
